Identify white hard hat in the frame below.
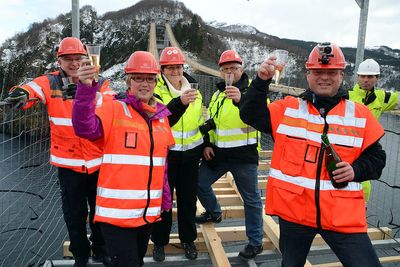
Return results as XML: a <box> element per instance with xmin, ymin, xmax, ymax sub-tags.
<box><xmin>357</xmin><ymin>59</ymin><xmax>380</xmax><ymax>75</ymax></box>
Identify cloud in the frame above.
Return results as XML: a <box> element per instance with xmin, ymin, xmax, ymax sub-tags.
<box><xmin>0</xmin><ymin>0</ymin><xmax>399</xmax><ymax>49</ymax></box>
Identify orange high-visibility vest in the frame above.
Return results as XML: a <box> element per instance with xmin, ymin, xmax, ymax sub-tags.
<box><xmin>267</xmin><ymin>96</ymin><xmax>384</xmax><ymax>233</ymax></box>
<box><xmin>20</xmin><ymin>71</ymin><xmax>114</xmax><ymax>173</ymax></box>
<box><xmin>94</xmin><ymin>100</ymin><xmax>174</xmax><ymax>228</ymax></box>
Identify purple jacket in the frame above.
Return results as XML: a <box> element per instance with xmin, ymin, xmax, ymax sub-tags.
<box><xmin>72</xmin><ymin>81</ymin><xmax>173</xmax><ymax>211</ymax></box>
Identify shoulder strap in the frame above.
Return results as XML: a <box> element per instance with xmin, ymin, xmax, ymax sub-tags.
<box><xmin>384</xmin><ymin>91</ymin><xmax>391</xmax><ymax>104</ymax></box>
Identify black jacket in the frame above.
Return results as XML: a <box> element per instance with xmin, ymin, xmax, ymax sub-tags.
<box><xmin>240</xmin><ymin>76</ymin><xmax>386</xmax><ymax>182</ymax></box>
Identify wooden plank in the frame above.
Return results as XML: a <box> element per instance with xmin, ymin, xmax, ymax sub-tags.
<box><xmin>200</xmin><ymin>223</ymin><xmax>231</xmax><ymax>267</ymax></box>
<box><xmin>262</xmin><ymin>214</ymin><xmax>280</xmax><ymax>252</ymax></box>
<box><xmin>258</xmin><ymin>160</ymin><xmax>271</xmax><ymax>171</ymax></box>
<box><xmin>216</xmin><ymin>194</ymin><xmax>243</xmax><ymax>206</ymax></box>
<box><xmin>259</xmin><ymin>150</ymin><xmax>273</xmax><ymax>158</ymax></box>
<box><xmin>213</xmin><ymin>187</ymin><xmax>237</xmax><ymax>195</ymax></box>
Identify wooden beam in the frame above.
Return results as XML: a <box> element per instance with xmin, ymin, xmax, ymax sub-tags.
<box><xmin>216</xmin><ymin>194</ymin><xmax>243</xmax><ymax>206</ymax></box>
<box><xmin>262</xmin><ymin>214</ymin><xmax>280</xmax><ymax>252</ymax></box>
<box><xmin>259</xmin><ymin>150</ymin><xmax>273</xmax><ymax>158</ymax></box>
<box><xmin>213</xmin><ymin>187</ymin><xmax>237</xmax><ymax>195</ymax></box>
<box><xmin>200</xmin><ymin>223</ymin><xmax>231</xmax><ymax>267</ymax></box>
<box><xmin>258</xmin><ymin>160</ymin><xmax>271</xmax><ymax>171</ymax></box>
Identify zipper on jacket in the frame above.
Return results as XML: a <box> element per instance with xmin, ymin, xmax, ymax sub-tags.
<box><xmin>315</xmin><ymin>145</ymin><xmax>324</xmax><ymax>229</ymax></box>
<box><xmin>143</xmin><ymin>120</ymin><xmax>154</xmax><ymax>224</ymax></box>
<box><xmin>315</xmin><ymin>111</ymin><xmax>330</xmax><ymax>229</ymax></box>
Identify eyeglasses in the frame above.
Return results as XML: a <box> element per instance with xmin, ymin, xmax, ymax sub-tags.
<box><xmin>220</xmin><ymin>66</ymin><xmax>241</xmax><ymax>73</ymax></box>
<box><xmin>163</xmin><ymin>65</ymin><xmax>183</xmax><ymax>71</ymax></box>
<box><xmin>60</xmin><ymin>56</ymin><xmax>85</xmax><ymax>63</ymax></box>
<box><xmin>310</xmin><ymin>70</ymin><xmax>341</xmax><ymax>76</ymax></box>
<box><xmin>130</xmin><ymin>76</ymin><xmax>157</xmax><ymax>83</ymax></box>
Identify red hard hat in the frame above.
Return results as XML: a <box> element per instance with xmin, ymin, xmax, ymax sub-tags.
<box><xmin>218</xmin><ymin>50</ymin><xmax>242</xmax><ymax>66</ymax></box>
<box><xmin>57</xmin><ymin>37</ymin><xmax>87</xmax><ymax>57</ymax></box>
<box><xmin>159</xmin><ymin>47</ymin><xmax>185</xmax><ymax>66</ymax></box>
<box><xmin>306</xmin><ymin>43</ymin><xmax>346</xmax><ymax>70</ymax></box>
<box><xmin>125</xmin><ymin>51</ymin><xmax>159</xmax><ymax>74</ymax></box>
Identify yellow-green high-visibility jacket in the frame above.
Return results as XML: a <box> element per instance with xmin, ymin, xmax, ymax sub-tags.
<box><xmin>154</xmin><ymin>75</ymin><xmax>204</xmax><ymax>152</ymax></box>
<box><xmin>349</xmin><ymin>83</ymin><xmax>399</xmax><ymax>202</ymax></box>
<box><xmin>208</xmin><ymin>88</ymin><xmax>258</xmax><ymax>149</ymax></box>
<box><xmin>349</xmin><ymin>83</ymin><xmax>399</xmax><ymax>119</ymax></box>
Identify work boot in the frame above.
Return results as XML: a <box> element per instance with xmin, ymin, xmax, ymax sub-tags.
<box><xmin>152</xmin><ymin>245</ymin><xmax>165</xmax><ymax>262</ymax></box>
<box><xmin>92</xmin><ymin>252</ymin><xmax>111</xmax><ymax>266</ymax></box>
<box><xmin>238</xmin><ymin>244</ymin><xmax>263</xmax><ymax>260</ymax></box>
<box><xmin>195</xmin><ymin>212</ymin><xmax>222</xmax><ymax>224</ymax></box>
<box><xmin>73</xmin><ymin>259</ymin><xmax>87</xmax><ymax>267</ymax></box>
<box><xmin>182</xmin><ymin>242</ymin><xmax>198</xmax><ymax>260</ymax></box>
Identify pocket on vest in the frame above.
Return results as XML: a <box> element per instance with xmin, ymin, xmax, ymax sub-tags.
<box><xmin>280</xmin><ymin>136</ymin><xmax>307</xmax><ymax>176</ymax></box>
<box><xmin>329</xmin><ymin>190</ymin><xmax>366</xmax><ymax>228</ymax></box>
<box><xmin>269</xmin><ymin>179</ymin><xmax>306</xmax><ymax>222</ymax></box>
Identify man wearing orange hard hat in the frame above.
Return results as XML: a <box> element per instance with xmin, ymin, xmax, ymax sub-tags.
<box><xmin>240</xmin><ymin>42</ymin><xmax>386</xmax><ymax>266</ymax></box>
<box><xmin>5</xmin><ymin>37</ymin><xmax>113</xmax><ymax>267</ymax></box>
<box><xmin>196</xmin><ymin>49</ymin><xmax>264</xmax><ymax>261</ymax></box>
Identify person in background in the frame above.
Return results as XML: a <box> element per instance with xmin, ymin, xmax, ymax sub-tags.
<box><xmin>4</xmin><ymin>37</ymin><xmax>112</xmax><ymax>267</ymax></box>
<box><xmin>150</xmin><ymin>47</ymin><xmax>203</xmax><ymax>261</ymax></box>
<box><xmin>195</xmin><ymin>50</ymin><xmax>264</xmax><ymax>260</ymax></box>
<box><xmin>72</xmin><ymin>51</ymin><xmax>176</xmax><ymax>267</ymax></box>
<box><xmin>240</xmin><ymin>42</ymin><xmax>386</xmax><ymax>267</ymax></box>
<box><xmin>349</xmin><ymin>58</ymin><xmax>399</xmax><ymax>203</ymax></box>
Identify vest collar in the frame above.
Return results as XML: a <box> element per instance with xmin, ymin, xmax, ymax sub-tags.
<box><xmin>353</xmin><ymin>83</ymin><xmax>376</xmax><ymax>105</ymax></box>
<box><xmin>121</xmin><ymin>93</ymin><xmax>171</xmax><ymax>121</ymax></box>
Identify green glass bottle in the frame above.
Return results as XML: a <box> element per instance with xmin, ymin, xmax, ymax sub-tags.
<box><xmin>321</xmin><ymin>134</ymin><xmax>348</xmax><ymax>189</ymax></box>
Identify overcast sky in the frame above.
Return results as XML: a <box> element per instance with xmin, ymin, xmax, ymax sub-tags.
<box><xmin>0</xmin><ymin>0</ymin><xmax>399</xmax><ymax>49</ymax></box>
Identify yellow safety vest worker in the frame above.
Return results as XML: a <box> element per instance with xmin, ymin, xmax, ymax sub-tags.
<box><xmin>154</xmin><ymin>75</ymin><xmax>204</xmax><ymax>151</ymax></box>
<box><xmin>349</xmin><ymin>83</ymin><xmax>399</xmax><ymax>201</ymax></box>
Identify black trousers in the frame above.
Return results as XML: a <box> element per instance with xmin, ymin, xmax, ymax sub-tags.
<box><xmin>58</xmin><ymin>167</ymin><xmax>105</xmax><ymax>261</ymax></box>
<box><xmin>99</xmin><ymin>222</ymin><xmax>153</xmax><ymax>267</ymax></box>
<box><xmin>279</xmin><ymin>218</ymin><xmax>382</xmax><ymax>267</ymax></box>
<box><xmin>151</xmin><ymin>157</ymin><xmax>199</xmax><ymax>246</ymax></box>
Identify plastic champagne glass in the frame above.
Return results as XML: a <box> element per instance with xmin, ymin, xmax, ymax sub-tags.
<box><xmin>272</xmin><ymin>49</ymin><xmax>288</xmax><ymax>85</ymax></box>
<box><xmin>86</xmin><ymin>45</ymin><xmax>101</xmax><ymax>82</ymax></box>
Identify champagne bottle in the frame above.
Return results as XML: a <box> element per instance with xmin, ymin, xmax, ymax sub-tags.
<box><xmin>321</xmin><ymin>134</ymin><xmax>348</xmax><ymax>189</ymax></box>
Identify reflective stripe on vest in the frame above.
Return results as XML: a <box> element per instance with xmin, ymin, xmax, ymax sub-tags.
<box><xmin>154</xmin><ymin>79</ymin><xmax>204</xmax><ymax>152</ymax></box>
<box><xmin>170</xmin><ymin>137</ymin><xmax>203</xmax><ymax>151</ymax></box>
<box><xmin>269</xmin><ymin>168</ymin><xmax>362</xmax><ymax>191</ymax></box>
<box><xmin>50</xmin><ymin>155</ymin><xmax>102</xmax><ymax>168</ymax></box>
<box><xmin>94</xmin><ymin>100</ymin><xmax>173</xmax><ymax>228</ymax></box>
<box><xmin>49</xmin><ymin>116</ymin><xmax>72</xmax><ymax>126</ymax></box>
<box><xmin>97</xmin><ymin>186</ymin><xmax>162</xmax><ymax>199</ymax></box>
<box><xmin>209</xmin><ymin>90</ymin><xmax>258</xmax><ymax>149</ymax></box>
<box><xmin>215</xmin><ymin>137</ymin><xmax>258</xmax><ymax>148</ymax></box>
<box><xmin>284</xmin><ymin>100</ymin><xmax>366</xmax><ymax>127</ymax></box>
<box><xmin>265</xmin><ymin>97</ymin><xmax>381</xmax><ymax>233</ymax></box>
<box><xmin>170</xmin><ymin>128</ymin><xmax>203</xmax><ymax>151</ymax></box>
<box><xmin>27</xmin><ymin>81</ymin><xmax>46</xmax><ymax>104</ymax></box>
<box><xmin>96</xmin><ymin>205</ymin><xmax>161</xmax><ymax>219</ymax></box>
<box><xmin>277</xmin><ymin>99</ymin><xmax>365</xmax><ymax>147</ymax></box>
<box><xmin>102</xmin><ymin>154</ymin><xmax>166</xmax><ymax>166</ymax></box>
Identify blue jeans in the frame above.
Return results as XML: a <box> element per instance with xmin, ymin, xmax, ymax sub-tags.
<box><xmin>279</xmin><ymin>218</ymin><xmax>382</xmax><ymax>267</ymax></box>
<box><xmin>197</xmin><ymin>161</ymin><xmax>263</xmax><ymax>246</ymax></box>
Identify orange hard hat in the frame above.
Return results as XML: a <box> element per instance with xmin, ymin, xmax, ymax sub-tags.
<box><xmin>57</xmin><ymin>37</ymin><xmax>87</xmax><ymax>57</ymax></box>
<box><xmin>306</xmin><ymin>42</ymin><xmax>346</xmax><ymax>70</ymax></box>
<box><xmin>125</xmin><ymin>51</ymin><xmax>159</xmax><ymax>74</ymax></box>
<box><xmin>159</xmin><ymin>47</ymin><xmax>185</xmax><ymax>66</ymax></box>
<box><xmin>218</xmin><ymin>50</ymin><xmax>242</xmax><ymax>66</ymax></box>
